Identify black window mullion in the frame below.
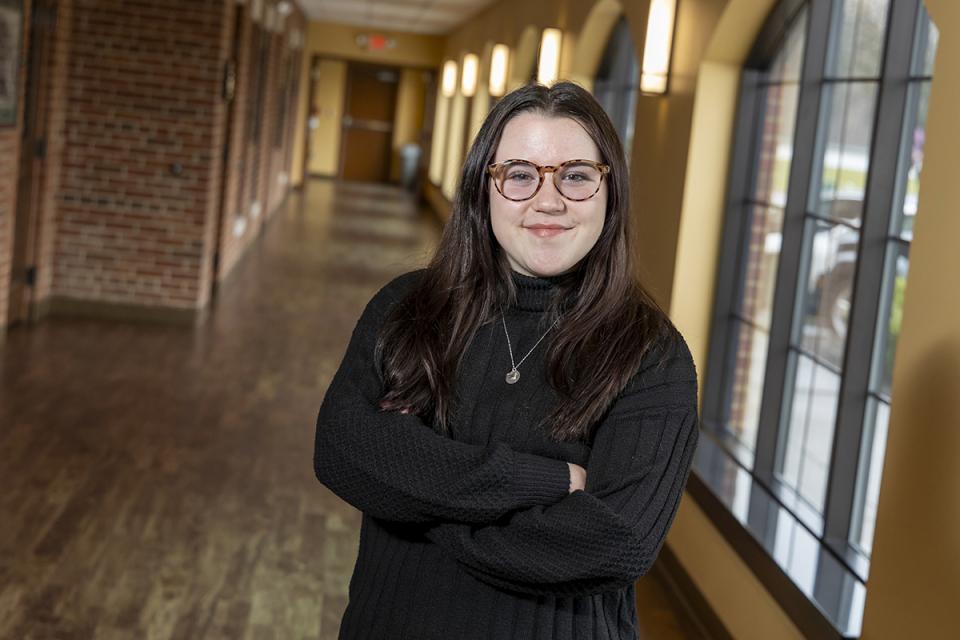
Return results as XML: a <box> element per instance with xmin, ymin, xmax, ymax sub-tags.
<box><xmin>752</xmin><ymin>0</ymin><xmax>832</xmax><ymax>487</ymax></box>
<box><xmin>703</xmin><ymin>68</ymin><xmax>766</xmax><ymax>438</ymax></box>
<box><xmin>820</xmin><ymin>0</ymin><xmax>919</xmax><ymax>554</ymax></box>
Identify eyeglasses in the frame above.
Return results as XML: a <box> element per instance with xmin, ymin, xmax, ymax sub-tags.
<box><xmin>487</xmin><ymin>159</ymin><xmax>610</xmax><ymax>202</ymax></box>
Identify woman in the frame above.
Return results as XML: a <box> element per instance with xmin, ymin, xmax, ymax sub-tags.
<box><xmin>314</xmin><ymin>81</ymin><xmax>699</xmax><ymax>639</ymax></box>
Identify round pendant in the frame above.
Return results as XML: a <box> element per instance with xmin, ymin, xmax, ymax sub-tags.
<box><xmin>505</xmin><ymin>369</ymin><xmax>520</xmax><ymax>384</ymax></box>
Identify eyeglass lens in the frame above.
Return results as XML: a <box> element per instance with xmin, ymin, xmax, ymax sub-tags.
<box><xmin>496</xmin><ymin>161</ymin><xmax>603</xmax><ymax>201</ymax></box>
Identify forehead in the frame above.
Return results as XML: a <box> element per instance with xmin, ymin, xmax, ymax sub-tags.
<box><xmin>493</xmin><ymin>112</ymin><xmax>601</xmax><ymax>164</ymax></box>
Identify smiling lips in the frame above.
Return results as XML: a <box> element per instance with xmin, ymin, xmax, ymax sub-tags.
<box><xmin>525</xmin><ymin>224</ymin><xmax>570</xmax><ymax>238</ymax></box>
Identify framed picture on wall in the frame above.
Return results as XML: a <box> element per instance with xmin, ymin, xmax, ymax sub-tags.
<box><xmin>0</xmin><ymin>0</ymin><xmax>23</xmax><ymax>126</ymax></box>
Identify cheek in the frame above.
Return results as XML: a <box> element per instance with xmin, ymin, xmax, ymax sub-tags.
<box><xmin>489</xmin><ymin>198</ymin><xmax>520</xmax><ymax>236</ymax></box>
<box><xmin>584</xmin><ymin>199</ymin><xmax>607</xmax><ymax>238</ymax></box>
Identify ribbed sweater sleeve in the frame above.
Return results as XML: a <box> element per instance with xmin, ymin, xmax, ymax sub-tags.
<box><xmin>423</xmin><ymin>334</ymin><xmax>700</xmax><ymax>597</ymax></box>
<box><xmin>313</xmin><ymin>274</ymin><xmax>572</xmax><ymax>525</ymax></box>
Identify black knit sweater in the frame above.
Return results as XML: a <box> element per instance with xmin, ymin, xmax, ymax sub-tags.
<box><xmin>314</xmin><ymin>269</ymin><xmax>700</xmax><ymax>639</ymax></box>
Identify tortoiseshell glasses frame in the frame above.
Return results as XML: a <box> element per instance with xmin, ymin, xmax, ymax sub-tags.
<box><xmin>486</xmin><ymin>159</ymin><xmax>611</xmax><ymax>202</ymax></box>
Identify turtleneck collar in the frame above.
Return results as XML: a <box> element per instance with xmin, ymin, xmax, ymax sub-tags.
<box><xmin>509</xmin><ymin>269</ymin><xmax>577</xmax><ymax>312</ymax></box>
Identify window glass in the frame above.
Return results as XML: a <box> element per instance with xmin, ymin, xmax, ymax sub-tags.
<box><xmin>708</xmin><ymin>0</ymin><xmax>937</xmax><ymax>575</ymax></box>
<box><xmin>727</xmin><ymin>321</ymin><xmax>770</xmax><ymax>452</ymax></box>
<box><xmin>810</xmin><ymin>82</ymin><xmax>879</xmax><ymax>223</ymax></box>
<box><xmin>753</xmin><ymin>84</ymin><xmax>801</xmax><ymax>207</ymax></box>
<box><xmin>798</xmin><ymin>219</ymin><xmax>857</xmax><ymax>366</ymax></box>
<box><xmin>779</xmin><ymin>353</ymin><xmax>840</xmax><ymax>513</ymax></box>
<box><xmin>724</xmin><ymin>10</ymin><xmax>807</xmax><ymax>453</ymax></box>
<box><xmin>777</xmin><ymin>0</ymin><xmax>891</xmax><ymax>517</ymax></box>
<box><xmin>826</xmin><ymin>0</ymin><xmax>890</xmax><ymax>78</ymax></box>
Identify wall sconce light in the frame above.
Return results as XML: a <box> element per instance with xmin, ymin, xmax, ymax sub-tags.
<box><xmin>489</xmin><ymin>44</ymin><xmax>510</xmax><ymax>97</ymax></box>
<box><xmin>537</xmin><ymin>28</ymin><xmax>562</xmax><ymax>85</ymax></box>
<box><xmin>640</xmin><ymin>0</ymin><xmax>677</xmax><ymax>94</ymax></box>
<box><xmin>441</xmin><ymin>60</ymin><xmax>458</xmax><ymax>97</ymax></box>
<box><xmin>461</xmin><ymin>53</ymin><xmax>479</xmax><ymax>97</ymax></box>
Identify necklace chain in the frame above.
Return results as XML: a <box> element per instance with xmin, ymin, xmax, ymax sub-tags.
<box><xmin>499</xmin><ymin>304</ymin><xmax>558</xmax><ymax>384</ymax></box>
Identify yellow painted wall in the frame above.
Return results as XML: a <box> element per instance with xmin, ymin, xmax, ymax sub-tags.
<box><xmin>467</xmin><ymin>43</ymin><xmax>493</xmax><ymax>148</ymax></box>
<box><xmin>859</xmin><ymin>0</ymin><xmax>960</xmax><ymax>636</ymax></box>
<box><xmin>305</xmin><ymin>59</ymin><xmax>346</xmax><ymax>176</ymax></box>
<box><xmin>290</xmin><ymin>21</ymin><xmax>444</xmax><ymax>186</ymax></box>
<box><xmin>428</xmin><ymin>94</ymin><xmax>450</xmax><ymax>185</ymax></box>
<box><xmin>568</xmin><ymin>0</ymin><xmax>622</xmax><ymax>90</ymax></box>
<box><xmin>391</xmin><ymin>69</ymin><xmax>428</xmax><ymax>182</ymax></box>
<box><xmin>442</xmin><ymin>92</ymin><xmax>467</xmax><ymax>200</ymax></box>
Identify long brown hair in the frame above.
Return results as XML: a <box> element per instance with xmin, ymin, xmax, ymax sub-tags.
<box><xmin>376</xmin><ymin>81</ymin><xmax>677</xmax><ymax>442</ymax></box>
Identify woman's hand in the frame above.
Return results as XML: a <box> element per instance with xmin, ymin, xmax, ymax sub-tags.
<box><xmin>567</xmin><ymin>463</ymin><xmax>587</xmax><ymax>493</ymax></box>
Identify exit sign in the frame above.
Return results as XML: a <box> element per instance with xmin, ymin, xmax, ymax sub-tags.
<box><xmin>355</xmin><ymin>33</ymin><xmax>397</xmax><ymax>51</ymax></box>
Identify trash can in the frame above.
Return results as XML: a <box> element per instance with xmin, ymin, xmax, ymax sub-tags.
<box><xmin>399</xmin><ymin>143</ymin><xmax>422</xmax><ymax>192</ymax></box>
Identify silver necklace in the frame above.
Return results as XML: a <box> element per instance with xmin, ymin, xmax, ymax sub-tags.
<box><xmin>499</xmin><ymin>304</ymin><xmax>559</xmax><ymax>384</ymax></box>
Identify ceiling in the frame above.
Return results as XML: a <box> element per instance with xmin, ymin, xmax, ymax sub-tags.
<box><xmin>296</xmin><ymin>0</ymin><xmax>498</xmax><ymax>35</ymax></box>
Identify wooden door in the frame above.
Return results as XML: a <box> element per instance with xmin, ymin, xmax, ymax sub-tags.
<box><xmin>340</xmin><ymin>64</ymin><xmax>398</xmax><ymax>183</ymax></box>
<box><xmin>9</xmin><ymin>0</ymin><xmax>56</xmax><ymax>326</ymax></box>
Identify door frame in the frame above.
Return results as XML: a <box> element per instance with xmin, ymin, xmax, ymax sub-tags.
<box><xmin>302</xmin><ymin>55</ymin><xmax>436</xmax><ymax>184</ymax></box>
<box><xmin>9</xmin><ymin>0</ymin><xmax>56</xmax><ymax>327</ymax></box>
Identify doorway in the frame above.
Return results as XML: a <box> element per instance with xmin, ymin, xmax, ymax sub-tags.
<box><xmin>339</xmin><ymin>63</ymin><xmax>399</xmax><ymax>183</ymax></box>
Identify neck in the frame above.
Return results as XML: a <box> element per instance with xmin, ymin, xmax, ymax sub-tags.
<box><xmin>509</xmin><ymin>269</ymin><xmax>577</xmax><ymax>312</ymax></box>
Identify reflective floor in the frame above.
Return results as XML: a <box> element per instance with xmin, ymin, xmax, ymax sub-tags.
<box><xmin>0</xmin><ymin>180</ymin><xmax>700</xmax><ymax>639</ymax></box>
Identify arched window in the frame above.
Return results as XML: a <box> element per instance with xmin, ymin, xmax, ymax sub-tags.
<box><xmin>593</xmin><ymin>17</ymin><xmax>639</xmax><ymax>157</ymax></box>
<box><xmin>698</xmin><ymin>0</ymin><xmax>937</xmax><ymax>634</ymax></box>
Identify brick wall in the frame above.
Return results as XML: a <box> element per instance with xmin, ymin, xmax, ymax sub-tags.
<box><xmin>0</xmin><ymin>0</ymin><xmax>31</xmax><ymax>329</ymax></box>
<box><xmin>1</xmin><ymin>0</ymin><xmax>308</xmax><ymax>331</ymax></box>
<box><xmin>50</xmin><ymin>0</ymin><xmax>229</xmax><ymax>310</ymax></box>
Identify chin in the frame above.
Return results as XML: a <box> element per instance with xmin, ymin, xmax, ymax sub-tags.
<box><xmin>522</xmin><ymin>260</ymin><xmax>579</xmax><ymax>278</ymax></box>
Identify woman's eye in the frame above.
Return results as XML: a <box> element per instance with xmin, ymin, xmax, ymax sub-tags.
<box><xmin>562</xmin><ymin>172</ymin><xmax>589</xmax><ymax>182</ymax></box>
<box><xmin>506</xmin><ymin>171</ymin><xmax>535</xmax><ymax>182</ymax></box>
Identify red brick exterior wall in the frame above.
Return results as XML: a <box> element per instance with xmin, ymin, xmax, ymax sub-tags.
<box><xmin>0</xmin><ymin>0</ymin><xmax>31</xmax><ymax>328</ymax></box>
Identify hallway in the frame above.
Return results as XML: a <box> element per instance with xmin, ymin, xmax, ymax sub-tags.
<box><xmin>0</xmin><ymin>181</ymin><xmax>699</xmax><ymax>639</ymax></box>
<box><xmin>0</xmin><ymin>182</ymin><xmax>441</xmax><ymax>638</ymax></box>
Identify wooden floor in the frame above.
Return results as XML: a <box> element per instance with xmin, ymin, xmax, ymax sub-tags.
<box><xmin>0</xmin><ymin>181</ymin><xmax>702</xmax><ymax>639</ymax></box>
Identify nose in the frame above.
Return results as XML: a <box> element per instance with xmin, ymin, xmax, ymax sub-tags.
<box><xmin>532</xmin><ymin>170</ymin><xmax>565</xmax><ymax>213</ymax></box>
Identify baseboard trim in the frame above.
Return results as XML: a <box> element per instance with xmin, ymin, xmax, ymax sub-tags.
<box><xmin>44</xmin><ymin>296</ymin><xmax>203</xmax><ymax>326</ymax></box>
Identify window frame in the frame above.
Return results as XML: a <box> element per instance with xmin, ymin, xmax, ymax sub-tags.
<box><xmin>593</xmin><ymin>16</ymin><xmax>640</xmax><ymax>158</ymax></box>
<box><xmin>695</xmin><ymin>0</ymin><xmax>931</xmax><ymax>636</ymax></box>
